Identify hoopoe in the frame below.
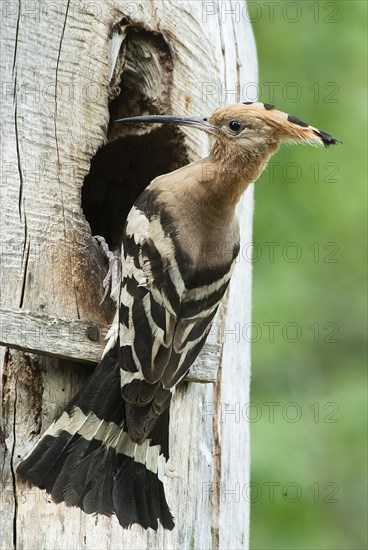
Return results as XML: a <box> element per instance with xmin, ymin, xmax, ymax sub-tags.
<box><xmin>17</xmin><ymin>102</ymin><xmax>339</xmax><ymax>530</ymax></box>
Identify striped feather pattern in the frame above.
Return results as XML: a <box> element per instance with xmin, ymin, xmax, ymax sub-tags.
<box><xmin>115</xmin><ymin>188</ymin><xmax>238</xmax><ymax>441</ymax></box>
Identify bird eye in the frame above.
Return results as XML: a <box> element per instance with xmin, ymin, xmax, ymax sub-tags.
<box><xmin>228</xmin><ymin>119</ymin><xmax>242</xmax><ymax>133</ymax></box>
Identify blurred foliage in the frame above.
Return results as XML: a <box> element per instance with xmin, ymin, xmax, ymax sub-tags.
<box><xmin>249</xmin><ymin>1</ymin><xmax>367</xmax><ymax>549</ymax></box>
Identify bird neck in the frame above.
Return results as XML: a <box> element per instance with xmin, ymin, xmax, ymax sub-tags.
<box><xmin>200</xmin><ymin>140</ymin><xmax>278</xmax><ymax>209</ymax></box>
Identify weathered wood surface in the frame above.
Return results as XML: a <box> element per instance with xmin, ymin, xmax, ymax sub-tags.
<box><xmin>0</xmin><ymin>307</ymin><xmax>220</xmax><ymax>382</ymax></box>
<box><xmin>0</xmin><ymin>1</ymin><xmax>257</xmax><ymax>548</ymax></box>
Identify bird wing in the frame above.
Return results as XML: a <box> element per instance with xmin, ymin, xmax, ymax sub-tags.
<box><xmin>116</xmin><ymin>190</ymin><xmax>236</xmax><ymax>442</ymax></box>
<box><xmin>118</xmin><ymin>202</ymin><xmax>184</xmax><ymax>386</ymax></box>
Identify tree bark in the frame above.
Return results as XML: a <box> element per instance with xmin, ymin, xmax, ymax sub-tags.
<box><xmin>0</xmin><ymin>1</ymin><xmax>257</xmax><ymax>548</ymax></box>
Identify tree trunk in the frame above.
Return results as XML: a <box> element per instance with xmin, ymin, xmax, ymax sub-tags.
<box><xmin>0</xmin><ymin>1</ymin><xmax>257</xmax><ymax>548</ymax></box>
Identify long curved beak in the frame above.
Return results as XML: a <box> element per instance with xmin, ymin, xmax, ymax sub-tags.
<box><xmin>114</xmin><ymin>115</ymin><xmax>217</xmax><ymax>135</ymax></box>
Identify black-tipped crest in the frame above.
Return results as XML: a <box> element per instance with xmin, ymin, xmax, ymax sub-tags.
<box><xmin>312</xmin><ymin>129</ymin><xmax>341</xmax><ymax>147</ymax></box>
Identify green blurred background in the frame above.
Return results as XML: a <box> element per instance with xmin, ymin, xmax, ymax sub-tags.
<box><xmin>249</xmin><ymin>1</ymin><xmax>367</xmax><ymax>549</ymax></box>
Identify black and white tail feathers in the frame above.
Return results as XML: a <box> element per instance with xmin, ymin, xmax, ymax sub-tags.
<box><xmin>17</xmin><ymin>345</ymin><xmax>174</xmax><ymax>531</ymax></box>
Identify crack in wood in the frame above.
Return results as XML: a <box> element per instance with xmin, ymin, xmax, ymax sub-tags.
<box><xmin>53</xmin><ymin>0</ymin><xmax>70</xmax><ymax>252</ymax></box>
<box><xmin>211</xmin><ymin>367</ymin><xmax>222</xmax><ymax>550</ymax></box>
<box><xmin>0</xmin><ymin>348</ymin><xmax>8</xmax><ymax>446</ymax></box>
<box><xmin>19</xmin><ymin>241</ymin><xmax>30</xmax><ymax>309</ymax></box>
<box><xmin>11</xmin><ymin>0</ymin><xmax>21</xmax><ymax>76</ymax></box>
<box><xmin>3</xmin><ymin>351</ymin><xmax>46</xmax><ymax>549</ymax></box>
<box><xmin>10</xmin><ymin>370</ymin><xmax>18</xmax><ymax>550</ymax></box>
<box><xmin>14</xmin><ymin>97</ymin><xmax>24</xmax><ymax>221</ymax></box>
<box><xmin>13</xmin><ymin>0</ymin><xmax>22</xmax><ymax>220</ymax></box>
<box><xmin>53</xmin><ymin>1</ymin><xmax>85</xmax><ymax>324</ymax></box>
<box><xmin>210</xmin><ymin>297</ymin><xmax>228</xmax><ymax>550</ymax></box>
<box><xmin>54</xmin><ymin>0</ymin><xmax>70</xmax><ymax>170</ymax></box>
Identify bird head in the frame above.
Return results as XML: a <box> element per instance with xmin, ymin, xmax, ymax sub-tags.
<box><xmin>208</xmin><ymin>102</ymin><xmax>340</xmax><ymax>153</ymax></box>
<box><xmin>115</xmin><ymin>102</ymin><xmax>340</xmax><ymax>151</ymax></box>
<box><xmin>115</xmin><ymin>103</ymin><xmax>340</xmax><ymax>197</ymax></box>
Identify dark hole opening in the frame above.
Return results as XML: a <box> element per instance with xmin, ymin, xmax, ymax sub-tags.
<box><xmin>82</xmin><ymin>127</ymin><xmax>188</xmax><ymax>250</ymax></box>
<box><xmin>81</xmin><ymin>29</ymin><xmax>189</xmax><ymax>250</ymax></box>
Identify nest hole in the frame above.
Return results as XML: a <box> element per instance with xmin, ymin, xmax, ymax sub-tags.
<box><xmin>82</xmin><ymin>28</ymin><xmax>189</xmax><ymax>250</ymax></box>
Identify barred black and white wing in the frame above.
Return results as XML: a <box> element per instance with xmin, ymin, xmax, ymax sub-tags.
<box><xmin>113</xmin><ymin>187</ymin><xmax>238</xmax><ymax>444</ymax></box>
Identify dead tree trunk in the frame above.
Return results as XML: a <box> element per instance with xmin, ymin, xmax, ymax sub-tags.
<box><xmin>0</xmin><ymin>1</ymin><xmax>257</xmax><ymax>548</ymax></box>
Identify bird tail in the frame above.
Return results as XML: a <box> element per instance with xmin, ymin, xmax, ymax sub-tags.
<box><xmin>16</xmin><ymin>348</ymin><xmax>174</xmax><ymax>531</ymax></box>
